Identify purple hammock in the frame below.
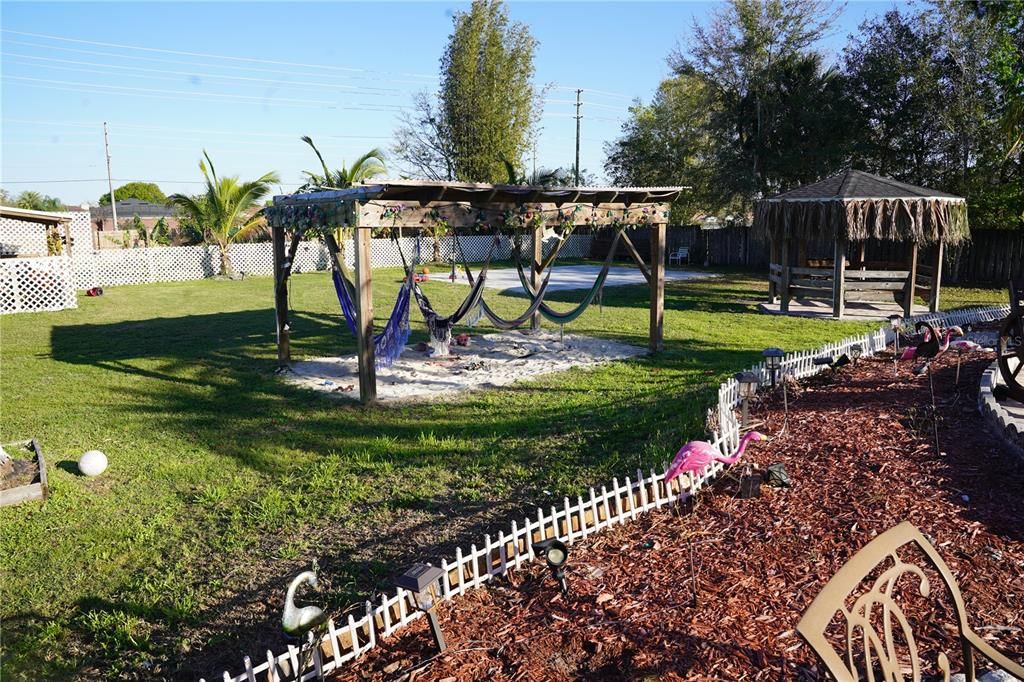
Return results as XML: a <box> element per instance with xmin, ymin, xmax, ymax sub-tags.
<box><xmin>331</xmin><ymin>266</ymin><xmax>411</xmax><ymax>370</ymax></box>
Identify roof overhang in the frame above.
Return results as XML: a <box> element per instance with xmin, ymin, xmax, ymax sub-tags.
<box><xmin>0</xmin><ymin>206</ymin><xmax>72</xmax><ymax>226</ymax></box>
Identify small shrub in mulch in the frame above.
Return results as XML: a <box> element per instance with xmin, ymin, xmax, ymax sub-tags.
<box><xmin>335</xmin><ymin>350</ymin><xmax>1024</xmax><ymax>681</ymax></box>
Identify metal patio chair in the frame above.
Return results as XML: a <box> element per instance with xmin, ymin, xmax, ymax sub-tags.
<box><xmin>797</xmin><ymin>521</ymin><xmax>1024</xmax><ymax>681</ymax></box>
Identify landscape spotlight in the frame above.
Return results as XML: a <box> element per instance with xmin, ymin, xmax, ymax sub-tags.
<box><xmin>762</xmin><ymin>348</ymin><xmax>784</xmax><ymax>388</ymax></box>
<box><xmin>850</xmin><ymin>344</ymin><xmax>863</xmax><ymax>363</ymax></box>
<box><xmin>889</xmin><ymin>314</ymin><xmax>904</xmax><ymax>352</ymax></box>
<box><xmin>532</xmin><ymin>538</ymin><xmax>569</xmax><ymax>595</ymax></box>
<box><xmin>394</xmin><ymin>563</ymin><xmax>446</xmax><ymax>653</ymax></box>
<box><xmin>734</xmin><ymin>371</ymin><xmax>759</xmax><ymax>428</ymax></box>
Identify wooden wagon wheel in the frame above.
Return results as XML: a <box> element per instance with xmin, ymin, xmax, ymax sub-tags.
<box><xmin>997</xmin><ymin>310</ymin><xmax>1024</xmax><ymax>402</ymax></box>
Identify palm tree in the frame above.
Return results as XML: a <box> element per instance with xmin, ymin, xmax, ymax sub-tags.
<box><xmin>168</xmin><ymin>151</ymin><xmax>280</xmax><ymax>278</ymax></box>
<box><xmin>299</xmin><ymin>137</ymin><xmax>386</xmax><ymax>189</ymax></box>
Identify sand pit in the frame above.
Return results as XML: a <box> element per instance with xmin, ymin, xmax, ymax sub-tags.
<box><xmin>283</xmin><ymin>330</ymin><xmax>645</xmax><ymax>402</ymax></box>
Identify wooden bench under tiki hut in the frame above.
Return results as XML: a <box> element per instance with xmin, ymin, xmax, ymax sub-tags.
<box><xmin>755</xmin><ymin>169</ymin><xmax>969</xmax><ymax>320</ymax></box>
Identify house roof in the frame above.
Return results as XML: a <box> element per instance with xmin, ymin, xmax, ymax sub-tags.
<box><xmin>0</xmin><ymin>206</ymin><xmax>72</xmax><ymax>226</ymax></box>
<box><xmin>766</xmin><ymin>169</ymin><xmax>963</xmax><ymax>201</ymax></box>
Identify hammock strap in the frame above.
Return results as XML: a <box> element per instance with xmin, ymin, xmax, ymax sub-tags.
<box><xmin>513</xmin><ymin>229</ymin><xmax>623</xmax><ymax>325</ymax></box>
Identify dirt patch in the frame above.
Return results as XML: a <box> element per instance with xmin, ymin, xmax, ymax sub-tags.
<box><xmin>335</xmin><ymin>349</ymin><xmax>1024</xmax><ymax>681</ymax></box>
<box><xmin>0</xmin><ymin>451</ymin><xmax>39</xmax><ymax>491</ymax></box>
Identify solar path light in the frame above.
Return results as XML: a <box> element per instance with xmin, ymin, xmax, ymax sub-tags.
<box><xmin>532</xmin><ymin>538</ymin><xmax>569</xmax><ymax>595</ymax></box>
<box><xmin>394</xmin><ymin>563</ymin><xmax>446</xmax><ymax>653</ymax></box>
<box><xmin>762</xmin><ymin>348</ymin><xmax>784</xmax><ymax>388</ymax></box>
<box><xmin>889</xmin><ymin>314</ymin><xmax>903</xmax><ymax>352</ymax></box>
<box><xmin>734</xmin><ymin>371</ymin><xmax>759</xmax><ymax>429</ymax></box>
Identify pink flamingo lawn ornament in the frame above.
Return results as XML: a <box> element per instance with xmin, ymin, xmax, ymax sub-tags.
<box><xmin>664</xmin><ymin>431</ymin><xmax>766</xmax><ymax>495</ymax></box>
<box><xmin>948</xmin><ymin>334</ymin><xmax>985</xmax><ymax>383</ymax></box>
<box><xmin>900</xmin><ymin>324</ymin><xmax>964</xmax><ymax>374</ymax></box>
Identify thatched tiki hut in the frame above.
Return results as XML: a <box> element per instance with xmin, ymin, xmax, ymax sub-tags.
<box><xmin>755</xmin><ymin>169</ymin><xmax>969</xmax><ymax>319</ymax></box>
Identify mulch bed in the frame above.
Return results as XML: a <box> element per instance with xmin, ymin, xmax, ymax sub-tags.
<box><xmin>334</xmin><ymin>347</ymin><xmax>1024</xmax><ymax>681</ymax></box>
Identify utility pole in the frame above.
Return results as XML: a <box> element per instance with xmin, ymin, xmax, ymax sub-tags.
<box><xmin>103</xmin><ymin>122</ymin><xmax>118</xmax><ymax>231</ymax></box>
<box><xmin>574</xmin><ymin>89</ymin><xmax>582</xmax><ymax>186</ymax></box>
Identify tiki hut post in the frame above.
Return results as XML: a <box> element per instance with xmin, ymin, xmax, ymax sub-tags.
<box><xmin>857</xmin><ymin>241</ymin><xmax>867</xmax><ymax>270</ymax></box>
<box><xmin>650</xmin><ymin>221</ymin><xmax>666</xmax><ymax>352</ymax></box>
<box><xmin>797</xmin><ymin>239</ymin><xmax>808</xmax><ymax>268</ymax></box>
<box><xmin>903</xmin><ymin>241</ymin><xmax>919</xmax><ymax>319</ymax></box>
<box><xmin>354</xmin><ymin>213</ymin><xmax>377</xmax><ymax>403</ymax></box>
<box><xmin>929</xmin><ymin>241</ymin><xmax>944</xmax><ymax>312</ymax></box>
<box><xmin>833</xmin><ymin>238</ymin><xmax>847</xmax><ymax>319</ymax></box>
<box><xmin>780</xmin><ymin>238</ymin><xmax>791</xmax><ymax>313</ymax></box>
<box><xmin>768</xmin><ymin>238</ymin><xmax>779</xmax><ymax>303</ymax></box>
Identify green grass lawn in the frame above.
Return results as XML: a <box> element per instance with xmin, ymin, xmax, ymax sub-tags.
<box><xmin>0</xmin><ymin>266</ymin><xmax>1006</xmax><ymax>679</ymax></box>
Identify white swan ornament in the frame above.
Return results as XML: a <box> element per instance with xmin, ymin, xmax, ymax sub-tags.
<box><xmin>282</xmin><ymin>570</ymin><xmax>328</xmax><ymax>638</ymax></box>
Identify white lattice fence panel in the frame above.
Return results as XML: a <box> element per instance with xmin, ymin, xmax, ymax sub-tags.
<box><xmin>150</xmin><ymin>246</ymin><xmax>216</xmax><ymax>282</ymax></box>
<box><xmin>0</xmin><ymin>256</ymin><xmax>77</xmax><ymax>314</ymax></box>
<box><xmin>229</xmin><ymin>243</ymin><xmax>274</xmax><ymax>276</ymax></box>
<box><xmin>0</xmin><ymin>218</ymin><xmax>48</xmax><ymax>257</ymax></box>
<box><xmin>291</xmin><ymin>241</ymin><xmax>330</xmax><ymax>274</ymax></box>
<box><xmin>66</xmin><ymin>211</ymin><xmax>92</xmax><ymax>253</ymax></box>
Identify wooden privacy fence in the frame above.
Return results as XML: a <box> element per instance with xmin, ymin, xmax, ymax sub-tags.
<box><xmin>205</xmin><ymin>303</ymin><xmax>1011</xmax><ymax>682</ymax></box>
<box><xmin>646</xmin><ymin>225</ymin><xmax>1023</xmax><ymax>286</ymax></box>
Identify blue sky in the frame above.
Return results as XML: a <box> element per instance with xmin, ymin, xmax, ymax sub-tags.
<box><xmin>1</xmin><ymin>1</ymin><xmax>902</xmax><ymax>205</ymax></box>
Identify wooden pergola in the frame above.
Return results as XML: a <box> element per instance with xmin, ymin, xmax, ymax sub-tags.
<box><xmin>755</xmin><ymin>170</ymin><xmax>970</xmax><ymax>319</ymax></box>
<box><xmin>264</xmin><ymin>180</ymin><xmax>682</xmax><ymax>404</ymax></box>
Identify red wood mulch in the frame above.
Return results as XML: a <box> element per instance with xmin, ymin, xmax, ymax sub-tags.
<box><xmin>335</xmin><ymin>349</ymin><xmax>1024</xmax><ymax>681</ymax></box>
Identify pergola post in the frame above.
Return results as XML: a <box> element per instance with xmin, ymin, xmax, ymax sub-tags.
<box><xmin>768</xmin><ymin>239</ymin><xmax>779</xmax><ymax>303</ymax></box>
<box><xmin>272</xmin><ymin>225</ymin><xmax>290</xmax><ymax>366</ymax></box>
<box><xmin>355</xmin><ymin>220</ymin><xmax>377</xmax><ymax>403</ymax></box>
<box><xmin>929</xmin><ymin>241</ymin><xmax>944</xmax><ymax>312</ymax></box>
<box><xmin>531</xmin><ymin>224</ymin><xmax>543</xmax><ymax>331</ymax></box>
<box><xmin>649</xmin><ymin>222</ymin><xmax>666</xmax><ymax>352</ymax></box>
<box><xmin>833</xmin><ymin>238</ymin><xmax>847</xmax><ymax>319</ymax></box>
<box><xmin>903</xmin><ymin>241</ymin><xmax>919</xmax><ymax>319</ymax></box>
<box><xmin>780</xmin><ymin>238</ymin><xmax>791</xmax><ymax>313</ymax></box>
<box><xmin>797</xmin><ymin>239</ymin><xmax>808</xmax><ymax>268</ymax></box>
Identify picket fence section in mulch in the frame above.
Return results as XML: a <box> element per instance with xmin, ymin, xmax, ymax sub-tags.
<box><xmin>204</xmin><ymin>303</ymin><xmax>1013</xmax><ymax>682</ymax></box>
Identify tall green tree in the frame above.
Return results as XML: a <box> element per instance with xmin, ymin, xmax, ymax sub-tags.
<box><xmin>669</xmin><ymin>0</ymin><xmax>845</xmax><ymax>208</ymax></box>
<box><xmin>605</xmin><ymin>74</ymin><xmax>717</xmax><ymax>222</ymax></box>
<box><xmin>298</xmin><ymin>137</ymin><xmax>386</xmax><ymax>189</ymax></box>
<box><xmin>167</xmin><ymin>152</ymin><xmax>280</xmax><ymax>278</ymax></box>
<box><xmin>394</xmin><ymin>0</ymin><xmax>541</xmax><ymax>183</ymax></box>
<box><xmin>98</xmin><ymin>182</ymin><xmax>166</xmax><ymax>206</ymax></box>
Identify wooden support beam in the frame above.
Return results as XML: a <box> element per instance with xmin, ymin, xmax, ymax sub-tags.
<box><xmin>858</xmin><ymin>241</ymin><xmax>867</xmax><ymax>270</ymax></box>
<box><xmin>903</xmin><ymin>241</ymin><xmax>919</xmax><ymax>318</ymax></box>
<box><xmin>618</xmin><ymin>229</ymin><xmax>652</xmax><ymax>283</ymax></box>
<box><xmin>797</xmin><ymin>239</ymin><xmax>808</xmax><ymax>268</ymax></box>
<box><xmin>355</xmin><ymin>218</ymin><xmax>377</xmax><ymax>403</ymax></box>
<box><xmin>929</xmin><ymin>241</ymin><xmax>944</xmax><ymax>312</ymax></box>
<box><xmin>649</xmin><ymin>223</ymin><xmax>666</xmax><ymax>352</ymax></box>
<box><xmin>272</xmin><ymin>226</ymin><xmax>290</xmax><ymax>365</ymax></box>
<box><xmin>833</xmin><ymin>238</ymin><xmax>847</xmax><ymax>319</ymax></box>
<box><xmin>531</xmin><ymin>225</ymin><xmax>542</xmax><ymax>331</ymax></box>
<box><xmin>780</xmin><ymin>238</ymin><xmax>791</xmax><ymax>313</ymax></box>
<box><xmin>768</xmin><ymin>240</ymin><xmax>779</xmax><ymax>302</ymax></box>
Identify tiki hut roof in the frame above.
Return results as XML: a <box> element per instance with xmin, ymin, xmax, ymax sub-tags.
<box><xmin>754</xmin><ymin>169</ymin><xmax>969</xmax><ymax>245</ymax></box>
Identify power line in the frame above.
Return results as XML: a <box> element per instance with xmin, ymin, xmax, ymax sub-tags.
<box><xmin>1</xmin><ymin>52</ymin><xmax>408</xmax><ymax>96</ymax></box>
<box><xmin>2</xmin><ymin>38</ymin><xmax>436</xmax><ymax>88</ymax></box>
<box><xmin>1</xmin><ymin>29</ymin><xmax>437</xmax><ymax>81</ymax></box>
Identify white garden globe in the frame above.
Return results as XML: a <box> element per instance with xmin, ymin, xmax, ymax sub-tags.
<box><xmin>78</xmin><ymin>450</ymin><xmax>108</xmax><ymax>477</ymax></box>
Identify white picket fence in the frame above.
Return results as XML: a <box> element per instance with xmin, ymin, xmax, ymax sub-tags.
<box><xmin>66</xmin><ymin>234</ymin><xmax>592</xmax><ymax>290</ymax></box>
<box><xmin>205</xmin><ymin>303</ymin><xmax>1012</xmax><ymax>682</ymax></box>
